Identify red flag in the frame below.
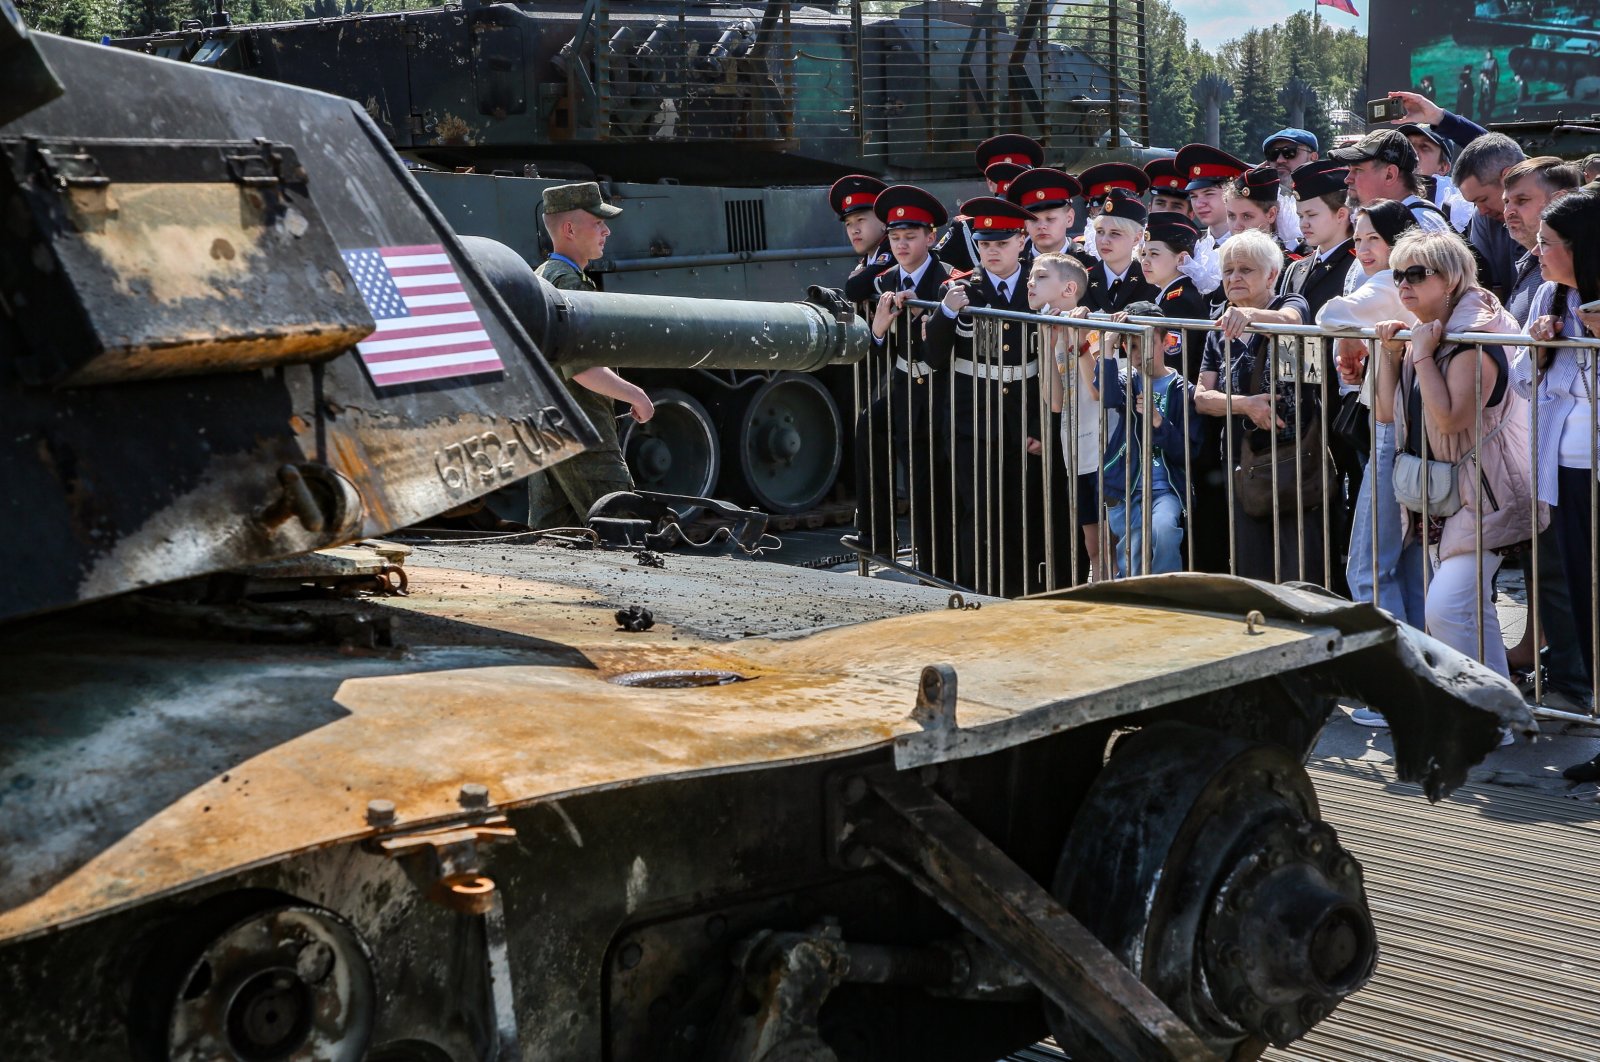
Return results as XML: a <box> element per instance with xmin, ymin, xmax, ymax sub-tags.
<box><xmin>1317</xmin><ymin>0</ymin><xmax>1359</xmax><ymax>15</ymax></box>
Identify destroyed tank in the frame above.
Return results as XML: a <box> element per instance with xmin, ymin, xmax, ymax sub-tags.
<box><xmin>111</xmin><ymin>0</ymin><xmax>1154</xmax><ymax>515</ymax></box>
<box><xmin>1</xmin><ymin>19</ymin><xmax>1538</xmax><ymax>1062</ymax></box>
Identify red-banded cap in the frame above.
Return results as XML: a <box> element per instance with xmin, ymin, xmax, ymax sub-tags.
<box><xmin>1005</xmin><ymin>166</ymin><xmax>1081</xmax><ymax>209</ymax></box>
<box><xmin>828</xmin><ymin>174</ymin><xmax>887</xmax><ymax>220</ymax></box>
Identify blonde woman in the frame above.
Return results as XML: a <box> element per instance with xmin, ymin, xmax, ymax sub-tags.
<box><xmin>1373</xmin><ymin>229</ymin><xmax>1540</xmax><ymax>678</ymax></box>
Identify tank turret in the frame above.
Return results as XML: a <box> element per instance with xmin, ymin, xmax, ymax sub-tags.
<box><xmin>0</xmin><ymin>30</ymin><xmax>864</xmax><ymax>623</ymax></box>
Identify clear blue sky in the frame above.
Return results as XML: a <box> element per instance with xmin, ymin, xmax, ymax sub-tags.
<box><xmin>1172</xmin><ymin>0</ymin><xmax>1369</xmax><ymax>51</ymax></box>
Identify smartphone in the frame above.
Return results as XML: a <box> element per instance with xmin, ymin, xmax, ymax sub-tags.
<box><xmin>1580</xmin><ymin>298</ymin><xmax>1600</xmax><ymax>313</ymax></box>
<box><xmin>1366</xmin><ymin>97</ymin><xmax>1406</xmax><ymax>123</ymax></box>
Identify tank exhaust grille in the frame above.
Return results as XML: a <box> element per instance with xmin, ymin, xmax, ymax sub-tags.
<box><xmin>724</xmin><ymin>198</ymin><xmax>767</xmax><ymax>254</ymax></box>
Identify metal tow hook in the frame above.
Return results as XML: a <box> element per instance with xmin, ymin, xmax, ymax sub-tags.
<box><xmin>1244</xmin><ymin>610</ymin><xmax>1266</xmax><ymax>636</ymax></box>
<box><xmin>259</xmin><ymin>464</ymin><xmax>326</xmax><ymax>533</ymax></box>
<box><xmin>947</xmin><ymin>593</ymin><xmax>981</xmax><ymax>612</ymax></box>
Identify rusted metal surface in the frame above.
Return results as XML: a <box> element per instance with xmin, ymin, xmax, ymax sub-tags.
<box><xmin>0</xmin><ymin>547</ymin><xmax>1526</xmax><ymax>946</ymax></box>
<box><xmin>0</xmin><ymin>138</ymin><xmax>374</xmax><ymax>386</ymax></box>
<box><xmin>0</xmin><ymin>35</ymin><xmax>595</xmax><ymax>623</ymax></box>
<box><xmin>844</xmin><ymin>771</ymin><xmax>1221</xmax><ymax>1062</ymax></box>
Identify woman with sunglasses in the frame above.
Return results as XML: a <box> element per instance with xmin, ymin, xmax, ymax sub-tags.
<box><xmin>1195</xmin><ymin>229</ymin><xmax>1322</xmax><ymax>583</ymax></box>
<box><xmin>1517</xmin><ymin>192</ymin><xmax>1600</xmax><ymax>777</ymax></box>
<box><xmin>1374</xmin><ymin>230</ymin><xmax>1537</xmax><ymax>681</ymax></box>
<box><xmin>1322</xmin><ymin>202</ymin><xmax>1424</xmax><ymax>644</ymax></box>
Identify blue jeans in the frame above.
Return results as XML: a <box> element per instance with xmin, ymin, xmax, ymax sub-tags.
<box><xmin>1105</xmin><ymin>489</ymin><xmax>1185</xmax><ymax>577</ymax></box>
<box><xmin>1346</xmin><ymin>421</ymin><xmax>1426</xmax><ymax>627</ymax></box>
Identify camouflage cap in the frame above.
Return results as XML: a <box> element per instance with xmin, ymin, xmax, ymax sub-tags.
<box><xmin>541</xmin><ymin>181</ymin><xmax>623</xmax><ymax>218</ymax></box>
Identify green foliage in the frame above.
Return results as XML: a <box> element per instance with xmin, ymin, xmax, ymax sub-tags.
<box><xmin>18</xmin><ymin>0</ymin><xmax>430</xmax><ymax>37</ymax></box>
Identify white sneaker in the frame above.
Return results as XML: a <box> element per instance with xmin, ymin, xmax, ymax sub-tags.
<box><xmin>1349</xmin><ymin>707</ymin><xmax>1388</xmax><ymax>727</ymax></box>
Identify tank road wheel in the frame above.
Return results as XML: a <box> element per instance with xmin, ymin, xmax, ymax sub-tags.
<box><xmin>130</xmin><ymin>896</ymin><xmax>376</xmax><ymax>1062</ymax></box>
<box><xmin>1048</xmin><ymin>723</ymin><xmax>1377</xmax><ymax>1061</ymax></box>
<box><xmin>621</xmin><ymin>387</ymin><xmax>721</xmax><ymax>511</ymax></box>
<box><xmin>726</xmin><ymin>371</ymin><xmax>842</xmax><ymax>514</ymax></box>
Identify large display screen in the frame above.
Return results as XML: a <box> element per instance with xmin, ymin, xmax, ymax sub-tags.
<box><xmin>1368</xmin><ymin>1</ymin><xmax>1600</xmax><ymax>125</ymax></box>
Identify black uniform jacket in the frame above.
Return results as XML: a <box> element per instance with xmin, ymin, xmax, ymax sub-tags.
<box><xmin>923</xmin><ymin>268</ymin><xmax>1041</xmax><ymax>440</ymax></box>
<box><xmin>1083</xmin><ymin>259</ymin><xmax>1158</xmax><ymax>314</ymax></box>
<box><xmin>870</xmin><ymin>257</ymin><xmax>953</xmax><ymax>382</ymax></box>
<box><xmin>1276</xmin><ymin>239</ymin><xmax>1357</xmax><ymax>319</ymax></box>
<box><xmin>842</xmin><ymin>237</ymin><xmax>894</xmax><ymax>304</ymax></box>
<box><xmin>1151</xmin><ymin>275</ymin><xmax>1216</xmax><ymax>382</ymax></box>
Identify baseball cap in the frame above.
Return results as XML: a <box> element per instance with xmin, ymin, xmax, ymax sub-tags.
<box><xmin>1329</xmin><ymin>129</ymin><xmax>1418</xmax><ymax>170</ymax></box>
<box><xmin>1262</xmin><ymin>128</ymin><xmax>1319</xmax><ymax>154</ymax></box>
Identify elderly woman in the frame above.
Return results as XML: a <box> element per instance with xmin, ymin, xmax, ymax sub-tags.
<box><xmin>1374</xmin><ymin>229</ymin><xmax>1538</xmax><ymax>679</ymax></box>
<box><xmin>1519</xmin><ymin>192</ymin><xmax>1600</xmax><ymax>775</ymax></box>
<box><xmin>1195</xmin><ymin>228</ymin><xmax>1323</xmax><ymax>583</ymax></box>
<box><xmin>1323</xmin><ymin>201</ymin><xmax>1424</xmax><ymax>635</ymax></box>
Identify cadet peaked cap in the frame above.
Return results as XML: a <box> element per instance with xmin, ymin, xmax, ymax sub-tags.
<box><xmin>1262</xmin><ymin>127</ymin><xmax>1319</xmax><ymax>154</ymax></box>
<box><xmin>975</xmin><ymin>133</ymin><xmax>1044</xmax><ymax>172</ymax></box>
<box><xmin>828</xmin><ymin>174</ymin><xmax>887</xmax><ymax>220</ymax></box>
<box><xmin>1006</xmin><ymin>167</ymin><xmax>1081</xmax><ymax>210</ymax></box>
<box><xmin>1145</xmin><ymin>210</ymin><xmax>1202</xmax><ymax>246</ymax></box>
<box><xmin>1398</xmin><ymin>122</ymin><xmax>1451</xmax><ymax>158</ymax></box>
<box><xmin>1175</xmin><ymin>144</ymin><xmax>1248</xmax><ymax>191</ymax></box>
<box><xmin>1144</xmin><ymin>157</ymin><xmax>1190</xmax><ymax>197</ymax></box>
<box><xmin>984</xmin><ymin>161</ymin><xmax>1028</xmax><ymax>195</ymax></box>
<box><xmin>542</xmin><ymin>181</ymin><xmax>623</xmax><ymax>218</ymax></box>
<box><xmin>1329</xmin><ymin>129</ymin><xmax>1418</xmax><ymax>171</ymax></box>
<box><xmin>960</xmin><ymin>196</ymin><xmax>1037</xmax><ymax>240</ymax></box>
<box><xmin>1234</xmin><ymin>163</ymin><xmax>1283</xmax><ymax>204</ymax></box>
<box><xmin>1098</xmin><ymin>186</ymin><xmax>1147</xmax><ymax>224</ymax></box>
<box><xmin>874</xmin><ymin>184</ymin><xmax>948</xmax><ymax>229</ymax></box>
<box><xmin>1080</xmin><ymin>162</ymin><xmax>1150</xmax><ymax>203</ymax></box>
<box><xmin>1290</xmin><ymin>158</ymin><xmax>1351</xmax><ymax>201</ymax></box>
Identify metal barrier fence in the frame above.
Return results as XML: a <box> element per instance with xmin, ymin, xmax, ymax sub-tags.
<box><xmin>850</xmin><ymin>299</ymin><xmax>1600</xmax><ymax>722</ymax></box>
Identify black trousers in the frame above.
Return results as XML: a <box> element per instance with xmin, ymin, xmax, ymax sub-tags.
<box><xmin>1554</xmin><ymin>465</ymin><xmax>1599</xmax><ymax>683</ymax></box>
<box><xmin>853</xmin><ymin>371</ymin><xmax>954</xmax><ymax>582</ymax></box>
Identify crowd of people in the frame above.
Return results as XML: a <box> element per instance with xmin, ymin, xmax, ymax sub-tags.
<box><xmin>833</xmin><ymin>90</ymin><xmax>1600</xmax><ymax>764</ymax></box>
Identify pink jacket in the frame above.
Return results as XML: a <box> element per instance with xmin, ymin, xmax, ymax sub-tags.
<box><xmin>1395</xmin><ymin>290</ymin><xmax>1545</xmax><ymax>559</ymax></box>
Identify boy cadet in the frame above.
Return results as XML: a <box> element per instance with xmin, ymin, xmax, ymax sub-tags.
<box><xmin>925</xmin><ymin>197</ymin><xmax>1049</xmax><ymax>596</ymax></box>
<box><xmin>1173</xmin><ymin>144</ymin><xmax>1248</xmax><ymax>294</ymax></box>
<box><xmin>935</xmin><ymin>134</ymin><xmax>1044</xmax><ymax>273</ymax></box>
<box><xmin>1144</xmin><ymin>158</ymin><xmax>1194</xmax><ymax>218</ymax></box>
<box><xmin>847</xmin><ymin>185</ymin><xmax>954</xmax><ymax>578</ymax></box>
<box><xmin>1083</xmin><ymin>188</ymin><xmax>1157</xmax><ymax>313</ymax></box>
<box><xmin>530</xmin><ymin>181</ymin><xmax>655</xmax><ymax>527</ymax></box>
<box><xmin>1139</xmin><ymin>211</ymin><xmax>1213</xmax><ymax>376</ymax></box>
<box><xmin>1279</xmin><ymin>159</ymin><xmax>1357</xmax><ymax>316</ymax></box>
<box><xmin>832</xmin><ymin>175</ymin><xmax>893</xmax><ymax>305</ymax></box>
<box><xmin>1005</xmin><ymin>167</ymin><xmax>1092</xmax><ymax>267</ymax></box>
<box><xmin>1078</xmin><ymin>162</ymin><xmax>1150</xmax><ymax>224</ymax></box>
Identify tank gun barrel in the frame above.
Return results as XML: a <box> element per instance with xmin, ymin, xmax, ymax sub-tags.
<box><xmin>461</xmin><ymin>235</ymin><xmax>866</xmax><ymax>373</ymax></box>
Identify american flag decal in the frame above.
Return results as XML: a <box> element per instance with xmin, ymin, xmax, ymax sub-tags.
<box><xmin>340</xmin><ymin>244</ymin><xmax>504</xmax><ymax>387</ymax></box>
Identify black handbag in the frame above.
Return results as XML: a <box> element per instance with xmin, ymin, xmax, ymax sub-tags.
<box><xmin>1331</xmin><ymin>390</ymin><xmax>1370</xmax><ymax>457</ymax></box>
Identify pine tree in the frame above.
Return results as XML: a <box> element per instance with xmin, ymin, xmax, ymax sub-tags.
<box><xmin>1232</xmin><ymin>31</ymin><xmax>1282</xmax><ymax>159</ymax></box>
<box><xmin>1144</xmin><ymin>0</ymin><xmax>1197</xmax><ymax>148</ymax></box>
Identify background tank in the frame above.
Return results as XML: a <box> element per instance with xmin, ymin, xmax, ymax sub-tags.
<box><xmin>0</xmin><ymin>22</ymin><xmax>1541</xmax><ymax>1062</ymax></box>
<box><xmin>110</xmin><ymin>0</ymin><xmax>1154</xmax><ymax>514</ymax></box>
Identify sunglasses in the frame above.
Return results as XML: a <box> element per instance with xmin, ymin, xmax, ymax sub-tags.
<box><xmin>1266</xmin><ymin>145</ymin><xmax>1305</xmax><ymax>161</ymax></box>
<box><xmin>1391</xmin><ymin>265</ymin><xmax>1439</xmax><ymax>286</ymax></box>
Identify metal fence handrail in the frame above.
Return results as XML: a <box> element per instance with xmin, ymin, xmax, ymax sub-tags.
<box><xmin>907</xmin><ymin>303</ymin><xmax>1600</xmax><ymax>349</ymax></box>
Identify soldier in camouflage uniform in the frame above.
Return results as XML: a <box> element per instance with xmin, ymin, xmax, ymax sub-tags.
<box><xmin>528</xmin><ymin>181</ymin><xmax>655</xmax><ymax>526</ymax></box>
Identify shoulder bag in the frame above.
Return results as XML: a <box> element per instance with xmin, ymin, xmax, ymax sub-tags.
<box><xmin>1232</xmin><ymin>337</ymin><xmax>1327</xmax><ymax>519</ymax></box>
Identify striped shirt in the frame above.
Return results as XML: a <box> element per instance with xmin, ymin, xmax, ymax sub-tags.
<box><xmin>1511</xmin><ymin>282</ymin><xmax>1599</xmax><ymax>504</ymax></box>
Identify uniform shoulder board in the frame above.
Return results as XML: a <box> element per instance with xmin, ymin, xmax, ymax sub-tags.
<box><xmin>946</xmin><ymin>268</ymin><xmax>974</xmax><ymax>282</ymax></box>
<box><xmin>1165</xmin><ymin>287</ymin><xmax>1185</xmax><ymax>301</ymax></box>
<box><xmin>874</xmin><ymin>260</ymin><xmax>898</xmax><ymax>278</ymax></box>
<box><xmin>1286</xmin><ymin>251</ymin><xmax>1305</xmax><ymax>262</ymax></box>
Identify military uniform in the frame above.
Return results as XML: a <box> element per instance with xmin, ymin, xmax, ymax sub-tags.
<box><xmin>1174</xmin><ymin>144</ymin><xmax>1249</xmax><ymax>298</ymax></box>
<box><xmin>1006</xmin><ymin>167</ymin><xmax>1093</xmax><ymax>269</ymax></box>
<box><xmin>829</xmin><ymin>175</ymin><xmax>892</xmax><ymax>306</ymax></box>
<box><xmin>1082</xmin><ymin>190</ymin><xmax>1157</xmax><ymax>313</ymax></box>
<box><xmin>527</xmin><ymin>182</ymin><xmax>633</xmax><ymax>527</ymax></box>
<box><xmin>924</xmin><ymin>196</ymin><xmax>1058</xmax><ymax>597</ymax></box>
<box><xmin>851</xmin><ymin>185</ymin><xmax>955</xmax><ymax>580</ymax></box>
<box><xmin>936</xmin><ymin>135</ymin><xmax>1042</xmax><ymax>274</ymax></box>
